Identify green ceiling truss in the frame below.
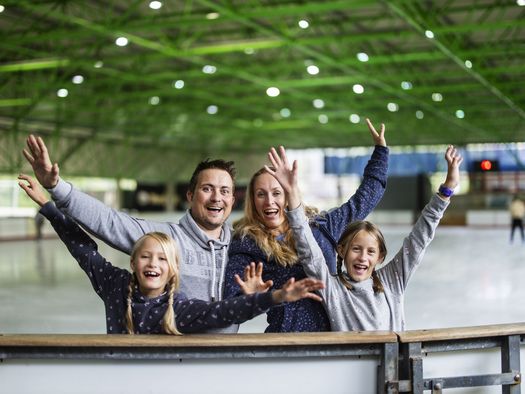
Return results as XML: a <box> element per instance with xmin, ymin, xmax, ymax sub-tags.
<box><xmin>1</xmin><ymin>0</ymin><xmax>524</xmax><ymax>182</ymax></box>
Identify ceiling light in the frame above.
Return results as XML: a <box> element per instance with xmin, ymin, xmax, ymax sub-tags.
<box><xmin>318</xmin><ymin>114</ymin><xmax>328</xmax><ymax>124</ymax></box>
<box><xmin>425</xmin><ymin>30</ymin><xmax>435</xmax><ymax>39</ymax></box>
<box><xmin>356</xmin><ymin>52</ymin><xmax>369</xmax><ymax>62</ymax></box>
<box><xmin>298</xmin><ymin>20</ymin><xmax>309</xmax><ymax>29</ymax></box>
<box><xmin>401</xmin><ymin>81</ymin><xmax>412</xmax><ymax>90</ymax></box>
<box><xmin>455</xmin><ymin>109</ymin><xmax>465</xmax><ymax>119</ymax></box>
<box><xmin>57</xmin><ymin>88</ymin><xmax>68</xmax><ymax>98</ymax></box>
<box><xmin>416</xmin><ymin>110</ymin><xmax>424</xmax><ymax>119</ymax></box>
<box><xmin>202</xmin><ymin>65</ymin><xmax>217</xmax><ymax>74</ymax></box>
<box><xmin>94</xmin><ymin>61</ymin><xmax>103</xmax><ymax>68</ymax></box>
<box><xmin>352</xmin><ymin>84</ymin><xmax>364</xmax><ymax>94</ymax></box>
<box><xmin>207</xmin><ymin>105</ymin><xmax>218</xmax><ymax>114</ymax></box>
<box><xmin>115</xmin><ymin>37</ymin><xmax>128</xmax><ymax>47</ymax></box>
<box><xmin>72</xmin><ymin>75</ymin><xmax>84</xmax><ymax>84</ymax></box>
<box><xmin>387</xmin><ymin>102</ymin><xmax>398</xmax><ymax>112</ymax></box>
<box><xmin>432</xmin><ymin>93</ymin><xmax>443</xmax><ymax>102</ymax></box>
<box><xmin>173</xmin><ymin>80</ymin><xmax>184</xmax><ymax>89</ymax></box>
<box><xmin>313</xmin><ymin>99</ymin><xmax>324</xmax><ymax>109</ymax></box>
<box><xmin>280</xmin><ymin>108</ymin><xmax>291</xmax><ymax>118</ymax></box>
<box><xmin>465</xmin><ymin>60</ymin><xmax>473</xmax><ymax>69</ymax></box>
<box><xmin>349</xmin><ymin>114</ymin><xmax>360</xmax><ymax>124</ymax></box>
<box><xmin>206</xmin><ymin>12</ymin><xmax>220</xmax><ymax>20</ymax></box>
<box><xmin>307</xmin><ymin>65</ymin><xmax>319</xmax><ymax>75</ymax></box>
<box><xmin>149</xmin><ymin>96</ymin><xmax>160</xmax><ymax>105</ymax></box>
<box><xmin>266</xmin><ymin>87</ymin><xmax>280</xmax><ymax>97</ymax></box>
<box><xmin>149</xmin><ymin>1</ymin><xmax>162</xmax><ymax>10</ymax></box>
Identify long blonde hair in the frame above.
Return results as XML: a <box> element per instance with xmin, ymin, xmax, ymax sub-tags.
<box><xmin>125</xmin><ymin>232</ymin><xmax>182</xmax><ymax>335</ymax></box>
<box><xmin>336</xmin><ymin>221</ymin><xmax>386</xmax><ymax>293</ymax></box>
<box><xmin>233</xmin><ymin>168</ymin><xmax>299</xmax><ymax>267</ymax></box>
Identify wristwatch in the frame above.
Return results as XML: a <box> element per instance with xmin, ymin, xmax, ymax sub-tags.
<box><xmin>438</xmin><ymin>184</ymin><xmax>454</xmax><ymax>198</ymax></box>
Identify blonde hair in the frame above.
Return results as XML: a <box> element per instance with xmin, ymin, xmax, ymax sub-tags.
<box><xmin>336</xmin><ymin>221</ymin><xmax>386</xmax><ymax>293</ymax></box>
<box><xmin>125</xmin><ymin>232</ymin><xmax>182</xmax><ymax>335</ymax></box>
<box><xmin>233</xmin><ymin>167</ymin><xmax>300</xmax><ymax>267</ymax></box>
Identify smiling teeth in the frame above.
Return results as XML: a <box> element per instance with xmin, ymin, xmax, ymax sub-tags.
<box><xmin>144</xmin><ymin>271</ymin><xmax>160</xmax><ymax>277</ymax></box>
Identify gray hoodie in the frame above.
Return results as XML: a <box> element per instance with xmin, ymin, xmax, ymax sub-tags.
<box><xmin>48</xmin><ymin>178</ymin><xmax>235</xmax><ymax>333</ymax></box>
<box><xmin>288</xmin><ymin>194</ymin><xmax>449</xmax><ymax>332</ymax></box>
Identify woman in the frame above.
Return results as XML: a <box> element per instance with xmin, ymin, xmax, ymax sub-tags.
<box><xmin>224</xmin><ymin>118</ymin><xmax>389</xmax><ymax>332</ymax></box>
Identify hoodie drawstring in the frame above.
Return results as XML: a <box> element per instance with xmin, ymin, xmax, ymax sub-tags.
<box><xmin>208</xmin><ymin>242</ymin><xmax>228</xmax><ymax>302</ymax></box>
<box><xmin>209</xmin><ymin>241</ymin><xmax>217</xmax><ymax>302</ymax></box>
<box><xmin>217</xmin><ymin>245</ymin><xmax>228</xmax><ymax>302</ymax></box>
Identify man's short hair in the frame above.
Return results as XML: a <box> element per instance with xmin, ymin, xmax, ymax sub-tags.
<box><xmin>188</xmin><ymin>159</ymin><xmax>236</xmax><ymax>194</ymax></box>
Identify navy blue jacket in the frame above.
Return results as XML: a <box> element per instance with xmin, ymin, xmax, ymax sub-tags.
<box><xmin>224</xmin><ymin>145</ymin><xmax>389</xmax><ymax>332</ymax></box>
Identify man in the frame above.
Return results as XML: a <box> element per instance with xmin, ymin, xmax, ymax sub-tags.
<box><xmin>23</xmin><ymin>136</ymin><xmax>237</xmax><ymax>332</ymax></box>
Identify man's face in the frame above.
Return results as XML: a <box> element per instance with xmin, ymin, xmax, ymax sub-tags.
<box><xmin>187</xmin><ymin>169</ymin><xmax>235</xmax><ymax>233</ymax></box>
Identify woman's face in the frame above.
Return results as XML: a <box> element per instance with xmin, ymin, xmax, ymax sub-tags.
<box><xmin>131</xmin><ymin>237</ymin><xmax>172</xmax><ymax>298</ymax></box>
<box><xmin>341</xmin><ymin>230</ymin><xmax>382</xmax><ymax>282</ymax></box>
<box><xmin>252</xmin><ymin>172</ymin><xmax>286</xmax><ymax>232</ymax></box>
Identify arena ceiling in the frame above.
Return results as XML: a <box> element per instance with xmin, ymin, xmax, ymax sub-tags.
<box><xmin>1</xmin><ymin>0</ymin><xmax>524</xmax><ymax>181</ymax></box>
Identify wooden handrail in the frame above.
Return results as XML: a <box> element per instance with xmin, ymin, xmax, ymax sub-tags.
<box><xmin>396</xmin><ymin>322</ymin><xmax>525</xmax><ymax>343</ymax></box>
<box><xmin>0</xmin><ymin>331</ymin><xmax>397</xmax><ymax>348</ymax></box>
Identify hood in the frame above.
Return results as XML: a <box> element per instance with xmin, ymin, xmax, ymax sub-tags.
<box><xmin>179</xmin><ymin>210</ymin><xmax>232</xmax><ymax>249</ymax></box>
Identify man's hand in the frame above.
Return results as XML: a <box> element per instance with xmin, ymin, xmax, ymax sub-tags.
<box><xmin>23</xmin><ymin>135</ymin><xmax>60</xmax><ymax>188</ymax></box>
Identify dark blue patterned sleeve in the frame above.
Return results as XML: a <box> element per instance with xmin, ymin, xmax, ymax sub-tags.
<box><xmin>174</xmin><ymin>292</ymin><xmax>275</xmax><ymax>333</ymax></box>
<box><xmin>317</xmin><ymin>145</ymin><xmax>389</xmax><ymax>242</ymax></box>
<box><xmin>39</xmin><ymin>201</ymin><xmax>128</xmax><ymax>299</ymax></box>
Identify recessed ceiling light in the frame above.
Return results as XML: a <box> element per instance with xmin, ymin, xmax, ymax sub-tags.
<box><xmin>72</xmin><ymin>75</ymin><xmax>84</xmax><ymax>84</ymax></box>
<box><xmin>115</xmin><ymin>37</ymin><xmax>128</xmax><ymax>47</ymax></box>
<box><xmin>387</xmin><ymin>102</ymin><xmax>398</xmax><ymax>112</ymax></box>
<box><xmin>266</xmin><ymin>87</ymin><xmax>280</xmax><ymax>97</ymax></box>
<box><xmin>206</xmin><ymin>12</ymin><xmax>220</xmax><ymax>20</ymax></box>
<box><xmin>173</xmin><ymin>80</ymin><xmax>184</xmax><ymax>89</ymax></box>
<box><xmin>307</xmin><ymin>65</ymin><xmax>319</xmax><ymax>75</ymax></box>
<box><xmin>313</xmin><ymin>99</ymin><xmax>324</xmax><ymax>109</ymax></box>
<box><xmin>149</xmin><ymin>1</ymin><xmax>162</xmax><ymax>10</ymax></box>
<box><xmin>298</xmin><ymin>20</ymin><xmax>309</xmax><ymax>29</ymax></box>
<box><xmin>207</xmin><ymin>105</ymin><xmax>218</xmax><ymax>114</ymax></box>
<box><xmin>280</xmin><ymin>108</ymin><xmax>291</xmax><ymax>118</ymax></box>
<box><xmin>356</xmin><ymin>52</ymin><xmax>369</xmax><ymax>62</ymax></box>
<box><xmin>352</xmin><ymin>84</ymin><xmax>364</xmax><ymax>94</ymax></box>
<box><xmin>349</xmin><ymin>114</ymin><xmax>360</xmax><ymax>124</ymax></box>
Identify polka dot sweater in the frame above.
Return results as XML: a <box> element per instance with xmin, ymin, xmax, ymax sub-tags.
<box><xmin>40</xmin><ymin>202</ymin><xmax>274</xmax><ymax>334</ymax></box>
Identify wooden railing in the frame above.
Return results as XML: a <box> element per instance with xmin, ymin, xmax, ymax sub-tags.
<box><xmin>0</xmin><ymin>323</ymin><xmax>523</xmax><ymax>394</ymax></box>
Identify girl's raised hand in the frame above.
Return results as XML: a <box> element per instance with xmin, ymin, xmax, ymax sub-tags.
<box><xmin>272</xmin><ymin>277</ymin><xmax>325</xmax><ymax>304</ymax></box>
<box><xmin>443</xmin><ymin>145</ymin><xmax>463</xmax><ymax>190</ymax></box>
<box><xmin>18</xmin><ymin>173</ymin><xmax>49</xmax><ymax>207</ymax></box>
<box><xmin>234</xmin><ymin>262</ymin><xmax>273</xmax><ymax>295</ymax></box>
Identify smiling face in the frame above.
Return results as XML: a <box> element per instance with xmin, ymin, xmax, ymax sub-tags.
<box><xmin>131</xmin><ymin>236</ymin><xmax>174</xmax><ymax>298</ymax></box>
<box><xmin>340</xmin><ymin>229</ymin><xmax>384</xmax><ymax>282</ymax></box>
<box><xmin>187</xmin><ymin>168</ymin><xmax>235</xmax><ymax>238</ymax></box>
<box><xmin>252</xmin><ymin>172</ymin><xmax>286</xmax><ymax>232</ymax></box>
